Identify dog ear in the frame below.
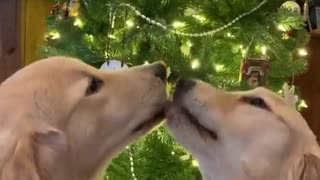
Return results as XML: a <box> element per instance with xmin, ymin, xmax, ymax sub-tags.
<box><xmin>298</xmin><ymin>153</ymin><xmax>320</xmax><ymax>180</ymax></box>
<box><xmin>1</xmin><ymin>128</ymin><xmax>67</xmax><ymax>180</ymax></box>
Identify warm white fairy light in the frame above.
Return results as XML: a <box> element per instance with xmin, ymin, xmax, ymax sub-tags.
<box><xmin>298</xmin><ymin>48</ymin><xmax>308</xmax><ymax>56</ymax></box>
<box><xmin>126</xmin><ymin>20</ymin><xmax>135</xmax><ymax>28</ymax></box>
<box><xmin>299</xmin><ymin>100</ymin><xmax>308</xmax><ymax>108</ymax></box>
<box><xmin>108</xmin><ymin>34</ymin><xmax>116</xmax><ymax>39</ymax></box>
<box><xmin>192</xmin><ymin>160</ymin><xmax>199</xmax><ymax>167</ymax></box>
<box><xmin>186</xmin><ymin>40</ymin><xmax>193</xmax><ymax>47</ymax></box>
<box><xmin>241</xmin><ymin>49</ymin><xmax>247</xmax><ymax>57</ymax></box>
<box><xmin>172</xmin><ymin>21</ymin><xmax>185</xmax><ymax>28</ymax></box>
<box><xmin>171</xmin><ymin>151</ymin><xmax>175</xmax><ymax>155</ymax></box>
<box><xmin>261</xmin><ymin>46</ymin><xmax>267</xmax><ymax>55</ymax></box>
<box><xmin>277</xmin><ymin>24</ymin><xmax>287</xmax><ymax>32</ymax></box>
<box><xmin>215</xmin><ymin>64</ymin><xmax>225</xmax><ymax>72</ymax></box>
<box><xmin>48</xmin><ymin>31</ymin><xmax>61</xmax><ymax>39</ymax></box>
<box><xmin>191</xmin><ymin>59</ymin><xmax>200</xmax><ymax>69</ymax></box>
<box><xmin>144</xmin><ymin>61</ymin><xmax>149</xmax><ymax>65</ymax></box>
<box><xmin>74</xmin><ymin>18</ymin><xmax>84</xmax><ymax>28</ymax></box>
<box><xmin>192</xmin><ymin>14</ymin><xmax>206</xmax><ymax>22</ymax></box>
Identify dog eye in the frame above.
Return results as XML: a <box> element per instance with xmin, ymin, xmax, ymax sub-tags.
<box><xmin>85</xmin><ymin>77</ymin><xmax>103</xmax><ymax>96</ymax></box>
<box><xmin>241</xmin><ymin>96</ymin><xmax>271</xmax><ymax>111</ymax></box>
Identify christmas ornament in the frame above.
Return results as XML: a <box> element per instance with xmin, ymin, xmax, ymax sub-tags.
<box><xmin>240</xmin><ymin>57</ymin><xmax>269</xmax><ymax>88</ymax></box>
<box><xmin>281</xmin><ymin>1</ymin><xmax>301</xmax><ymax>14</ymax></box>
<box><xmin>282</xmin><ymin>83</ymin><xmax>298</xmax><ymax>109</ymax></box>
<box><xmin>69</xmin><ymin>0</ymin><xmax>80</xmax><ymax>17</ymax></box>
<box><xmin>50</xmin><ymin>1</ymin><xmax>60</xmax><ymax>15</ymax></box>
<box><xmin>100</xmin><ymin>60</ymin><xmax>128</xmax><ymax>71</ymax></box>
<box><xmin>61</xmin><ymin>2</ymin><xmax>69</xmax><ymax>18</ymax></box>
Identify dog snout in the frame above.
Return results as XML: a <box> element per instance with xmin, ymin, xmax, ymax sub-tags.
<box><xmin>148</xmin><ymin>62</ymin><xmax>167</xmax><ymax>82</ymax></box>
<box><xmin>174</xmin><ymin>78</ymin><xmax>196</xmax><ymax>99</ymax></box>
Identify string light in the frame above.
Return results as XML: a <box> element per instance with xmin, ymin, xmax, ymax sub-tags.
<box><xmin>191</xmin><ymin>59</ymin><xmax>200</xmax><ymax>69</ymax></box>
<box><xmin>192</xmin><ymin>160</ymin><xmax>199</xmax><ymax>167</ymax></box>
<box><xmin>261</xmin><ymin>46</ymin><xmax>267</xmax><ymax>55</ymax></box>
<box><xmin>186</xmin><ymin>40</ymin><xmax>193</xmax><ymax>47</ymax></box>
<box><xmin>298</xmin><ymin>48</ymin><xmax>308</xmax><ymax>56</ymax></box>
<box><xmin>277</xmin><ymin>24</ymin><xmax>287</xmax><ymax>31</ymax></box>
<box><xmin>126</xmin><ymin>20</ymin><xmax>135</xmax><ymax>28</ymax></box>
<box><xmin>171</xmin><ymin>151</ymin><xmax>175</xmax><ymax>155</ymax></box>
<box><xmin>172</xmin><ymin>21</ymin><xmax>185</xmax><ymax>28</ymax></box>
<box><xmin>298</xmin><ymin>100</ymin><xmax>308</xmax><ymax>108</ymax></box>
<box><xmin>192</xmin><ymin>14</ymin><xmax>206</xmax><ymax>22</ymax></box>
<box><xmin>47</xmin><ymin>31</ymin><xmax>61</xmax><ymax>39</ymax></box>
<box><xmin>144</xmin><ymin>61</ymin><xmax>149</xmax><ymax>65</ymax></box>
<box><xmin>120</xmin><ymin>0</ymin><xmax>268</xmax><ymax>37</ymax></box>
<box><xmin>84</xmin><ymin>34</ymin><xmax>94</xmax><ymax>42</ymax></box>
<box><xmin>74</xmin><ymin>18</ymin><xmax>84</xmax><ymax>28</ymax></box>
<box><xmin>215</xmin><ymin>64</ymin><xmax>225</xmax><ymax>72</ymax></box>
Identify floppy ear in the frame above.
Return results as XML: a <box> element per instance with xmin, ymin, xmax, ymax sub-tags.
<box><xmin>299</xmin><ymin>153</ymin><xmax>320</xmax><ymax>180</ymax></box>
<box><xmin>1</xmin><ymin>128</ymin><xmax>67</xmax><ymax>180</ymax></box>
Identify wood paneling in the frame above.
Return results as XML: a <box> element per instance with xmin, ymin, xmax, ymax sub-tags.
<box><xmin>22</xmin><ymin>0</ymin><xmax>52</xmax><ymax>65</ymax></box>
<box><xmin>0</xmin><ymin>0</ymin><xmax>22</xmax><ymax>82</ymax></box>
<box><xmin>296</xmin><ymin>34</ymin><xmax>320</xmax><ymax>138</ymax></box>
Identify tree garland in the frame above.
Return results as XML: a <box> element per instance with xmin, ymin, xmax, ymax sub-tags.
<box><xmin>119</xmin><ymin>0</ymin><xmax>268</xmax><ymax>37</ymax></box>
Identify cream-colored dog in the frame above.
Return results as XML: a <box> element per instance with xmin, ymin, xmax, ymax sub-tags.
<box><xmin>0</xmin><ymin>56</ymin><xmax>167</xmax><ymax>180</ymax></box>
<box><xmin>167</xmin><ymin>79</ymin><xmax>320</xmax><ymax>180</ymax></box>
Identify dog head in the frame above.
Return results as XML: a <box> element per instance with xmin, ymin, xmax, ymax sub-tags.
<box><xmin>167</xmin><ymin>79</ymin><xmax>320</xmax><ymax>180</ymax></box>
<box><xmin>0</xmin><ymin>56</ymin><xmax>167</xmax><ymax>179</ymax></box>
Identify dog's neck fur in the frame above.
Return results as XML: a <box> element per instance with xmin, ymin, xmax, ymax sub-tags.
<box><xmin>196</xmin><ymin>140</ymin><xmax>320</xmax><ymax>180</ymax></box>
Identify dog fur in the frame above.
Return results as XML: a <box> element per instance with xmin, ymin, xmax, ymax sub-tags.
<box><xmin>0</xmin><ymin>56</ymin><xmax>167</xmax><ymax>180</ymax></box>
<box><xmin>167</xmin><ymin>80</ymin><xmax>320</xmax><ymax>180</ymax></box>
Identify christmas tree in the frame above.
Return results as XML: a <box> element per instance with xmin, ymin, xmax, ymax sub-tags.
<box><xmin>41</xmin><ymin>0</ymin><xmax>309</xmax><ymax>179</ymax></box>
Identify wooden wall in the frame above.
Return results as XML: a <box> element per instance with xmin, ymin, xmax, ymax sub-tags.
<box><xmin>296</xmin><ymin>33</ymin><xmax>320</xmax><ymax>138</ymax></box>
<box><xmin>22</xmin><ymin>0</ymin><xmax>52</xmax><ymax>65</ymax></box>
<box><xmin>0</xmin><ymin>0</ymin><xmax>23</xmax><ymax>82</ymax></box>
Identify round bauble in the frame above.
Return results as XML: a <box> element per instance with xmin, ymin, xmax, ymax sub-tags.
<box><xmin>281</xmin><ymin>1</ymin><xmax>301</xmax><ymax>13</ymax></box>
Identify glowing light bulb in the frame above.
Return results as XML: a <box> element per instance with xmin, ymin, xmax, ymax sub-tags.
<box><xmin>126</xmin><ymin>20</ymin><xmax>135</xmax><ymax>28</ymax></box>
<box><xmin>299</xmin><ymin>100</ymin><xmax>308</xmax><ymax>108</ymax></box>
<box><xmin>74</xmin><ymin>18</ymin><xmax>84</xmax><ymax>28</ymax></box>
<box><xmin>192</xmin><ymin>15</ymin><xmax>206</xmax><ymax>22</ymax></box>
<box><xmin>278</xmin><ymin>89</ymin><xmax>283</xmax><ymax>94</ymax></box>
<box><xmin>298</xmin><ymin>48</ymin><xmax>308</xmax><ymax>56</ymax></box>
<box><xmin>191</xmin><ymin>59</ymin><xmax>200</xmax><ymax>69</ymax></box>
<box><xmin>144</xmin><ymin>61</ymin><xmax>149</xmax><ymax>65</ymax></box>
<box><xmin>192</xmin><ymin>160</ymin><xmax>199</xmax><ymax>167</ymax></box>
<box><xmin>261</xmin><ymin>46</ymin><xmax>267</xmax><ymax>55</ymax></box>
<box><xmin>171</xmin><ymin>151</ymin><xmax>175</xmax><ymax>155</ymax></box>
<box><xmin>278</xmin><ymin>24</ymin><xmax>286</xmax><ymax>32</ymax></box>
<box><xmin>48</xmin><ymin>31</ymin><xmax>60</xmax><ymax>39</ymax></box>
<box><xmin>186</xmin><ymin>40</ymin><xmax>193</xmax><ymax>47</ymax></box>
<box><xmin>215</xmin><ymin>64</ymin><xmax>225</xmax><ymax>72</ymax></box>
<box><xmin>172</xmin><ymin>21</ymin><xmax>185</xmax><ymax>28</ymax></box>
<box><xmin>241</xmin><ymin>49</ymin><xmax>247</xmax><ymax>57</ymax></box>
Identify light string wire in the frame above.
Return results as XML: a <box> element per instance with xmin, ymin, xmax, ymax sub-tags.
<box><xmin>119</xmin><ymin>0</ymin><xmax>268</xmax><ymax>37</ymax></box>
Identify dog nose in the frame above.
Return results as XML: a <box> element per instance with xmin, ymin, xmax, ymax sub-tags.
<box><xmin>175</xmin><ymin>78</ymin><xmax>196</xmax><ymax>95</ymax></box>
<box><xmin>149</xmin><ymin>62</ymin><xmax>167</xmax><ymax>82</ymax></box>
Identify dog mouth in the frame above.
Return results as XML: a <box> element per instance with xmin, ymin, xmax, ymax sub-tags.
<box><xmin>132</xmin><ymin>107</ymin><xmax>166</xmax><ymax>133</ymax></box>
<box><xmin>179</xmin><ymin>105</ymin><xmax>218</xmax><ymax>140</ymax></box>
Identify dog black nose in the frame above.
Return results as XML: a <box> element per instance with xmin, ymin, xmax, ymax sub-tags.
<box><xmin>149</xmin><ymin>62</ymin><xmax>167</xmax><ymax>82</ymax></box>
<box><xmin>175</xmin><ymin>78</ymin><xmax>196</xmax><ymax>97</ymax></box>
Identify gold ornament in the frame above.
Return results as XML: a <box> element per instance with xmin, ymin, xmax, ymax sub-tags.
<box><xmin>69</xmin><ymin>0</ymin><xmax>80</xmax><ymax>17</ymax></box>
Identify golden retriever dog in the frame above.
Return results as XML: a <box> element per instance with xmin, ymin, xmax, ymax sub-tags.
<box><xmin>167</xmin><ymin>79</ymin><xmax>320</xmax><ymax>180</ymax></box>
<box><xmin>0</xmin><ymin>56</ymin><xmax>167</xmax><ymax>180</ymax></box>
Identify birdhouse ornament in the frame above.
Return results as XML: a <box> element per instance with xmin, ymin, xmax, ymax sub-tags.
<box><xmin>240</xmin><ymin>57</ymin><xmax>270</xmax><ymax>88</ymax></box>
